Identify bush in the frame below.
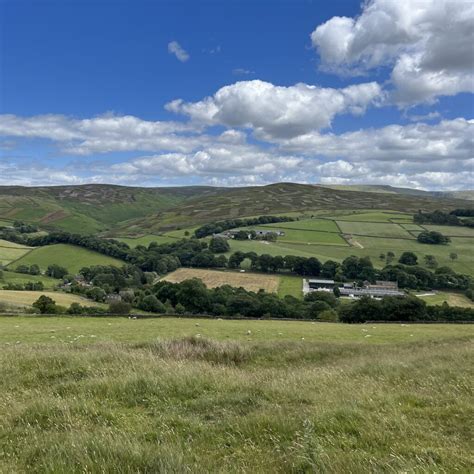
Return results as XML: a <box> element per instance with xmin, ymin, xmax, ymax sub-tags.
<box><xmin>209</xmin><ymin>237</ymin><xmax>230</xmax><ymax>253</ymax></box>
<box><xmin>399</xmin><ymin>252</ymin><xmax>418</xmax><ymax>265</ymax></box>
<box><xmin>417</xmin><ymin>231</ymin><xmax>450</xmax><ymax>245</ymax></box>
<box><xmin>32</xmin><ymin>295</ymin><xmax>57</xmax><ymax>314</ymax></box>
<box><xmin>108</xmin><ymin>301</ymin><xmax>132</xmax><ymax>315</ymax></box>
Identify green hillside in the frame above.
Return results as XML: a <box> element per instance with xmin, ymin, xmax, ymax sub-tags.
<box><xmin>1</xmin><ymin>183</ymin><xmax>471</xmax><ymax>235</ymax></box>
<box><xmin>116</xmin><ymin>183</ymin><xmax>472</xmax><ymax>234</ymax></box>
<box><xmin>8</xmin><ymin>244</ymin><xmax>124</xmax><ymax>274</ymax></box>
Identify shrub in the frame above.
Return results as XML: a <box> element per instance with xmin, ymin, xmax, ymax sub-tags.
<box><xmin>32</xmin><ymin>295</ymin><xmax>57</xmax><ymax>314</ymax></box>
<box><xmin>108</xmin><ymin>301</ymin><xmax>132</xmax><ymax>315</ymax></box>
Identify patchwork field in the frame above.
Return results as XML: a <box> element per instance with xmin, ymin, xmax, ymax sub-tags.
<box><xmin>162</xmin><ymin>268</ymin><xmax>281</xmax><ymax>293</ymax></box>
<box><xmin>0</xmin><ymin>317</ymin><xmax>472</xmax><ymax>472</ymax></box>
<box><xmin>0</xmin><ymin>239</ymin><xmax>32</xmax><ymax>266</ymax></box>
<box><xmin>0</xmin><ymin>290</ymin><xmax>102</xmax><ymax>309</ymax></box>
<box><xmin>264</xmin><ymin>218</ymin><xmax>340</xmax><ymax>232</ymax></box>
<box><xmin>219</xmin><ymin>211</ymin><xmax>474</xmax><ymax>276</ymax></box>
<box><xmin>8</xmin><ymin>244</ymin><xmax>124</xmax><ymax>274</ymax></box>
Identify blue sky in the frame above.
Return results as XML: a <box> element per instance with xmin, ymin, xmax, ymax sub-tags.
<box><xmin>0</xmin><ymin>0</ymin><xmax>473</xmax><ymax>189</ymax></box>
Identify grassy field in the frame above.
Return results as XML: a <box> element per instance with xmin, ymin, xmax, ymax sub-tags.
<box><xmin>423</xmin><ymin>224</ymin><xmax>474</xmax><ymax>237</ymax></box>
<box><xmin>0</xmin><ymin>271</ymin><xmax>59</xmax><ymax>290</ymax></box>
<box><xmin>337</xmin><ymin>221</ymin><xmax>413</xmax><ymax>238</ymax></box>
<box><xmin>416</xmin><ymin>291</ymin><xmax>474</xmax><ymax>308</ymax></box>
<box><xmin>0</xmin><ymin>290</ymin><xmax>103</xmax><ymax>309</ymax></box>
<box><xmin>0</xmin><ymin>317</ymin><xmax>472</xmax><ymax>472</ymax></box>
<box><xmin>277</xmin><ymin>274</ymin><xmax>303</xmax><ymax>299</ymax></box>
<box><xmin>8</xmin><ymin>244</ymin><xmax>124</xmax><ymax>274</ymax></box>
<box><xmin>227</xmin><ymin>228</ymin><xmax>474</xmax><ymax>276</ymax></box>
<box><xmin>264</xmin><ymin>218</ymin><xmax>340</xmax><ymax>232</ymax></box>
<box><xmin>162</xmin><ymin>268</ymin><xmax>280</xmax><ymax>293</ymax></box>
<box><xmin>250</xmin><ymin>227</ymin><xmax>347</xmax><ymax>246</ymax></box>
<box><xmin>0</xmin><ymin>239</ymin><xmax>32</xmax><ymax>266</ymax></box>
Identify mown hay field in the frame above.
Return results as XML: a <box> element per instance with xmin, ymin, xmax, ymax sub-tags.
<box><xmin>0</xmin><ymin>317</ymin><xmax>472</xmax><ymax>473</ymax></box>
<box><xmin>162</xmin><ymin>268</ymin><xmax>280</xmax><ymax>293</ymax></box>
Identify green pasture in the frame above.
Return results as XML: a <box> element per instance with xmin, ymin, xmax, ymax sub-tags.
<box><xmin>0</xmin><ymin>271</ymin><xmax>59</xmax><ymax>290</ymax></box>
<box><xmin>337</xmin><ymin>220</ymin><xmax>414</xmax><ymax>238</ymax></box>
<box><xmin>8</xmin><ymin>244</ymin><xmax>124</xmax><ymax>274</ymax></box>
<box><xmin>0</xmin><ymin>316</ymin><xmax>471</xmax><ymax>345</ymax></box>
<box><xmin>0</xmin><ymin>239</ymin><xmax>32</xmax><ymax>266</ymax></box>
<box><xmin>277</xmin><ymin>274</ymin><xmax>303</xmax><ymax>299</ymax></box>
<box><xmin>264</xmin><ymin>218</ymin><xmax>340</xmax><ymax>232</ymax></box>
<box><xmin>424</xmin><ymin>225</ymin><xmax>474</xmax><ymax>237</ymax></box>
<box><xmin>328</xmin><ymin>211</ymin><xmax>413</xmax><ymax>222</ymax></box>
<box><xmin>415</xmin><ymin>291</ymin><xmax>474</xmax><ymax>308</ymax></box>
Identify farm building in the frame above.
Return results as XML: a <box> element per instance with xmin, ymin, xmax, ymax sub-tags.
<box><xmin>339</xmin><ymin>281</ymin><xmax>404</xmax><ymax>298</ymax></box>
<box><xmin>303</xmin><ymin>278</ymin><xmax>405</xmax><ymax>298</ymax></box>
<box><xmin>306</xmin><ymin>279</ymin><xmax>336</xmax><ymax>292</ymax></box>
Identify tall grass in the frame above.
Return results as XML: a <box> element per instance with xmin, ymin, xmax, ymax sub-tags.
<box><xmin>1</xmin><ymin>335</ymin><xmax>473</xmax><ymax>472</ymax></box>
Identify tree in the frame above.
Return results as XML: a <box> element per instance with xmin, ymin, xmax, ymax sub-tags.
<box><xmin>379</xmin><ymin>253</ymin><xmax>386</xmax><ymax>261</ymax></box>
<box><xmin>417</xmin><ymin>230</ymin><xmax>450</xmax><ymax>245</ymax></box>
<box><xmin>46</xmin><ymin>264</ymin><xmax>69</xmax><ymax>279</ymax></box>
<box><xmin>449</xmin><ymin>252</ymin><xmax>458</xmax><ymax>261</ymax></box>
<box><xmin>386</xmin><ymin>251</ymin><xmax>395</xmax><ymax>264</ymax></box>
<box><xmin>32</xmin><ymin>295</ymin><xmax>57</xmax><ymax>314</ymax></box>
<box><xmin>139</xmin><ymin>295</ymin><xmax>165</xmax><ymax>313</ymax></box>
<box><xmin>424</xmin><ymin>255</ymin><xmax>438</xmax><ymax>268</ymax></box>
<box><xmin>209</xmin><ymin>237</ymin><xmax>230</xmax><ymax>253</ymax></box>
<box><xmin>108</xmin><ymin>301</ymin><xmax>132</xmax><ymax>314</ymax></box>
<box><xmin>399</xmin><ymin>252</ymin><xmax>418</xmax><ymax>266</ymax></box>
<box><xmin>29</xmin><ymin>264</ymin><xmax>41</xmax><ymax>275</ymax></box>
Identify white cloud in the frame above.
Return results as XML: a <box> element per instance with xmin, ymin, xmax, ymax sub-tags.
<box><xmin>168</xmin><ymin>41</ymin><xmax>190</xmax><ymax>62</ymax></box>
<box><xmin>0</xmin><ymin>113</ymin><xmax>203</xmax><ymax>155</ymax></box>
<box><xmin>311</xmin><ymin>0</ymin><xmax>474</xmax><ymax>104</ymax></box>
<box><xmin>1</xmin><ymin>113</ymin><xmax>472</xmax><ymax>190</ymax></box>
<box><xmin>166</xmin><ymin>79</ymin><xmax>383</xmax><ymax>138</ymax></box>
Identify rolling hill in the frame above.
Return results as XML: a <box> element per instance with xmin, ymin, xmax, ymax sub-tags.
<box><xmin>0</xmin><ymin>183</ymin><xmax>472</xmax><ymax>235</ymax></box>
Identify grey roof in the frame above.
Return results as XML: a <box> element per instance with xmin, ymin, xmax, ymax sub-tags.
<box><xmin>308</xmin><ymin>279</ymin><xmax>335</xmax><ymax>284</ymax></box>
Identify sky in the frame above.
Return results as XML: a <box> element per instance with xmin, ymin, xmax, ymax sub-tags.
<box><xmin>0</xmin><ymin>0</ymin><xmax>473</xmax><ymax>190</ymax></box>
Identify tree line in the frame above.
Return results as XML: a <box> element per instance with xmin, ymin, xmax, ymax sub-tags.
<box><xmin>414</xmin><ymin>210</ymin><xmax>474</xmax><ymax>228</ymax></box>
<box><xmin>194</xmin><ymin>215</ymin><xmax>295</xmax><ymax>238</ymax></box>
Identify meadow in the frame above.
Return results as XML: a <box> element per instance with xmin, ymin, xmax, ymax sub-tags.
<box><xmin>0</xmin><ymin>290</ymin><xmax>103</xmax><ymax>310</ymax></box>
<box><xmin>8</xmin><ymin>244</ymin><xmax>124</xmax><ymax>274</ymax></box>
<box><xmin>416</xmin><ymin>291</ymin><xmax>474</xmax><ymax>308</ymax></box>
<box><xmin>0</xmin><ymin>316</ymin><xmax>472</xmax><ymax>473</ymax></box>
<box><xmin>0</xmin><ymin>239</ymin><xmax>32</xmax><ymax>266</ymax></box>
<box><xmin>0</xmin><ymin>271</ymin><xmax>59</xmax><ymax>290</ymax></box>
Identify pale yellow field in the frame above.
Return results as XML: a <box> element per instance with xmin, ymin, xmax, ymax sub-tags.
<box><xmin>0</xmin><ymin>290</ymin><xmax>102</xmax><ymax>308</ymax></box>
<box><xmin>162</xmin><ymin>268</ymin><xmax>280</xmax><ymax>293</ymax></box>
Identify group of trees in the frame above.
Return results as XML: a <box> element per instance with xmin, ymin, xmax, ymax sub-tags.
<box><xmin>3</xmin><ymin>281</ymin><xmax>44</xmax><ymax>291</ymax></box>
<box><xmin>194</xmin><ymin>215</ymin><xmax>295</xmax><ymax>238</ymax></box>
<box><xmin>15</xmin><ymin>264</ymin><xmax>41</xmax><ymax>275</ymax></box>
<box><xmin>417</xmin><ymin>230</ymin><xmax>450</xmax><ymax>245</ymax></box>
<box><xmin>339</xmin><ymin>295</ymin><xmax>474</xmax><ymax>323</ymax></box>
<box><xmin>414</xmin><ymin>210</ymin><xmax>474</xmax><ymax>228</ymax></box>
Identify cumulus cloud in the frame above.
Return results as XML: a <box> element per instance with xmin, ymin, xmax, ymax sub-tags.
<box><xmin>168</xmin><ymin>41</ymin><xmax>190</xmax><ymax>62</ymax></box>
<box><xmin>166</xmin><ymin>79</ymin><xmax>383</xmax><ymax>138</ymax></box>
<box><xmin>1</xmin><ymin>113</ymin><xmax>472</xmax><ymax>190</ymax></box>
<box><xmin>0</xmin><ymin>113</ymin><xmax>203</xmax><ymax>155</ymax></box>
<box><xmin>311</xmin><ymin>0</ymin><xmax>474</xmax><ymax>104</ymax></box>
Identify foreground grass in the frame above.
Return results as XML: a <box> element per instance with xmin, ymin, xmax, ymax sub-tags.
<box><xmin>0</xmin><ymin>318</ymin><xmax>472</xmax><ymax>473</ymax></box>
